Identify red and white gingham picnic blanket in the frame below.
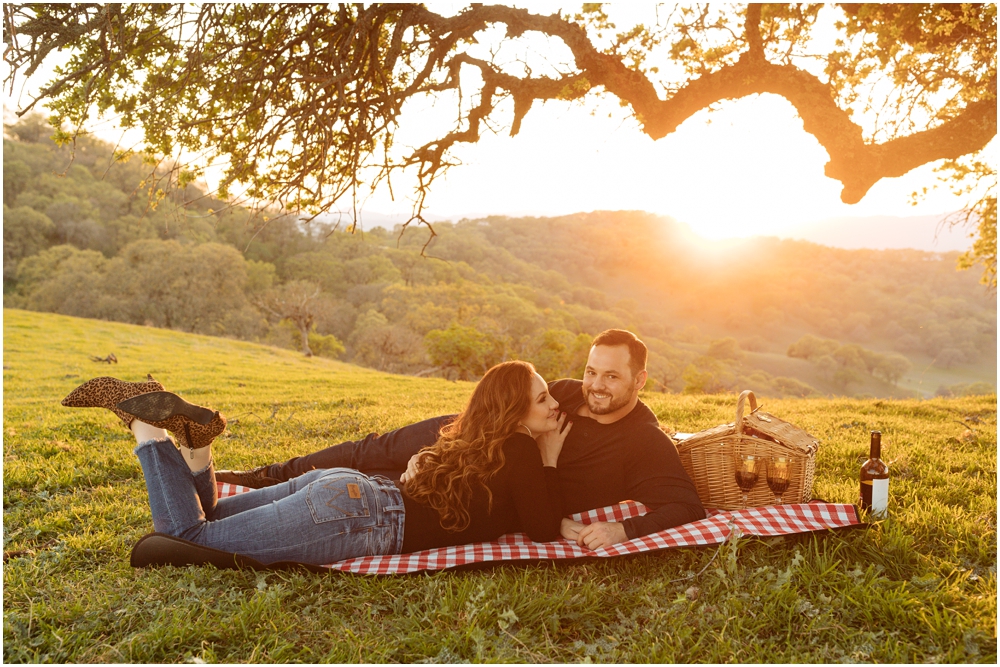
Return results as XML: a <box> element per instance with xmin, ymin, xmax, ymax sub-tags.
<box><xmin>218</xmin><ymin>482</ymin><xmax>861</xmax><ymax>574</ymax></box>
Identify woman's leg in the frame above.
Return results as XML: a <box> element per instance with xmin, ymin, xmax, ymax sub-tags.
<box><xmin>134</xmin><ymin>438</ymin><xmax>405</xmax><ymax>565</ymax></box>
<box><xmin>131</xmin><ymin>418</ymin><xmax>322</xmax><ymax>527</ymax></box>
<box><xmin>210</xmin><ymin>468</ymin><xmax>337</xmax><ymax>519</ymax></box>
<box><xmin>133</xmin><ymin>420</ymin><xmax>218</xmax><ymax>516</ymax></box>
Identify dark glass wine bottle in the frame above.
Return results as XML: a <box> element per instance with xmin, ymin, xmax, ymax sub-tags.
<box><xmin>859</xmin><ymin>430</ymin><xmax>889</xmax><ymax>517</ymax></box>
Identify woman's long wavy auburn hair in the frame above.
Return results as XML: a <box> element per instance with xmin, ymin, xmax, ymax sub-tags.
<box><xmin>404</xmin><ymin>360</ymin><xmax>536</xmax><ymax>532</ymax></box>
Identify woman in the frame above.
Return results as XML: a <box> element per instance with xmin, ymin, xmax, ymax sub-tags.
<box><xmin>60</xmin><ymin>361</ymin><xmax>572</xmax><ymax>565</ymax></box>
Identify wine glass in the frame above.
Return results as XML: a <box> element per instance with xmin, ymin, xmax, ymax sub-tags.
<box><xmin>733</xmin><ymin>453</ymin><xmax>760</xmax><ymax>508</ymax></box>
<box><xmin>767</xmin><ymin>456</ymin><xmax>792</xmax><ymax>504</ymax></box>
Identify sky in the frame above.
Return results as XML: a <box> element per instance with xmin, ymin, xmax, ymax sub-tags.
<box><xmin>352</xmin><ymin>3</ymin><xmax>981</xmax><ymax>244</ymax></box>
<box><xmin>3</xmin><ymin>3</ymin><xmax>986</xmax><ymax>247</ymax></box>
<box><xmin>373</xmin><ymin>91</ymin><xmax>972</xmax><ymax>241</ymax></box>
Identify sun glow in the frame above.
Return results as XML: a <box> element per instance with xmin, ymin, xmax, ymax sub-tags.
<box><xmin>360</xmin><ymin>91</ymin><xmax>970</xmax><ymax>243</ymax></box>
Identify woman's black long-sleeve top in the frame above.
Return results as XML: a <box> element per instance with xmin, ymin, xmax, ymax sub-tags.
<box><xmin>399</xmin><ymin>433</ymin><xmax>563</xmax><ymax>553</ymax></box>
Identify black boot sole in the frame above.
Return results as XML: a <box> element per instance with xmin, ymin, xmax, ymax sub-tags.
<box><xmin>116</xmin><ymin>391</ymin><xmax>216</xmax><ymax>426</ymax></box>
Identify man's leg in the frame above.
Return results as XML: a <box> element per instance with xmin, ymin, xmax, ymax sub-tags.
<box><xmin>229</xmin><ymin>414</ymin><xmax>457</xmax><ymax>484</ymax></box>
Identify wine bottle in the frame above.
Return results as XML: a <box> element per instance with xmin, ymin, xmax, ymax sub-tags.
<box><xmin>859</xmin><ymin>430</ymin><xmax>889</xmax><ymax>517</ymax></box>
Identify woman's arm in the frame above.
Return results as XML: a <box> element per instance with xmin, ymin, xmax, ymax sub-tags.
<box><xmin>534</xmin><ymin>412</ymin><xmax>572</xmax><ymax>467</ymax></box>
<box><xmin>506</xmin><ymin>435</ymin><xmax>566</xmax><ymax>542</ymax></box>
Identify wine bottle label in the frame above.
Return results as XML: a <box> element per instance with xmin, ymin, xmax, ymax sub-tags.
<box><xmin>871</xmin><ymin>478</ymin><xmax>889</xmax><ymax>517</ymax></box>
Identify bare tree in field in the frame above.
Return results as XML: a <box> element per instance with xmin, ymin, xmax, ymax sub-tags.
<box><xmin>254</xmin><ymin>280</ymin><xmax>327</xmax><ymax>357</ymax></box>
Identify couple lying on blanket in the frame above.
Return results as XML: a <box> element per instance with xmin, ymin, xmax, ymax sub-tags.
<box><xmin>62</xmin><ymin>329</ymin><xmax>705</xmax><ymax>566</ymax></box>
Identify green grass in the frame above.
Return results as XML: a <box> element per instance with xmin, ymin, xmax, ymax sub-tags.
<box><xmin>3</xmin><ymin>308</ymin><xmax>996</xmax><ymax>663</ymax></box>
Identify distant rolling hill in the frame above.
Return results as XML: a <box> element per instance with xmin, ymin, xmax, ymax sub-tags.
<box><xmin>355</xmin><ymin>211</ymin><xmax>974</xmax><ymax>253</ymax></box>
<box><xmin>781</xmin><ymin>214</ymin><xmax>973</xmax><ymax>252</ymax></box>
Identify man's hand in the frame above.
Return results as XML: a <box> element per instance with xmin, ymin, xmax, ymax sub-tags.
<box><xmin>399</xmin><ymin>450</ymin><xmax>427</xmax><ymax>484</ymax></box>
<box><xmin>574</xmin><ymin>521</ymin><xmax>627</xmax><ymax>550</ymax></box>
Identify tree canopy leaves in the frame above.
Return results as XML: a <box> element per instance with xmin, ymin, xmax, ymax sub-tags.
<box><xmin>4</xmin><ymin>4</ymin><xmax>995</xmax><ymax>271</ymax></box>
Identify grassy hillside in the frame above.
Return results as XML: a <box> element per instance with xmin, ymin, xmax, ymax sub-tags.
<box><xmin>3</xmin><ymin>309</ymin><xmax>996</xmax><ymax>662</ymax></box>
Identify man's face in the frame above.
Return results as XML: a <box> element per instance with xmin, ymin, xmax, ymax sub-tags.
<box><xmin>581</xmin><ymin>344</ymin><xmax>645</xmax><ymax>416</ymax></box>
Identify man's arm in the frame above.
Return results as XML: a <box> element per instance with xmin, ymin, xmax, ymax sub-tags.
<box><xmin>619</xmin><ymin>426</ymin><xmax>706</xmax><ymax>539</ymax></box>
<box><xmin>573</xmin><ymin>492</ymin><xmax>702</xmax><ymax>551</ymax></box>
<box><xmin>559</xmin><ymin>424</ymin><xmax>704</xmax><ymax>550</ymax></box>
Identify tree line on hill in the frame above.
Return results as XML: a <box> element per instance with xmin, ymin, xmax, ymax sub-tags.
<box><xmin>786</xmin><ymin>334</ymin><xmax>912</xmax><ymax>388</ymax></box>
<box><xmin>3</xmin><ymin>116</ymin><xmax>995</xmax><ymax>397</ymax></box>
<box><xmin>463</xmin><ymin>213</ymin><xmax>996</xmax><ymax>369</ymax></box>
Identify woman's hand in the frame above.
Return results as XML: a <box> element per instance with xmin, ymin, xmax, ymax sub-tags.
<box><xmin>535</xmin><ymin>412</ymin><xmax>572</xmax><ymax>467</ymax></box>
<box><xmin>560</xmin><ymin>517</ymin><xmax>584</xmax><ymax>542</ymax></box>
<box><xmin>560</xmin><ymin>518</ymin><xmax>627</xmax><ymax>549</ymax></box>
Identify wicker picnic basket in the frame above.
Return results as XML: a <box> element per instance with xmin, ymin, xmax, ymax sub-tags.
<box><xmin>675</xmin><ymin>390</ymin><xmax>819</xmax><ymax>509</ymax></box>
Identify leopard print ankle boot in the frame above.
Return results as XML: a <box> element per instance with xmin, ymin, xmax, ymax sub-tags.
<box><xmin>61</xmin><ymin>375</ymin><xmax>165</xmax><ymax>428</ymax></box>
<box><xmin>116</xmin><ymin>391</ymin><xmax>227</xmax><ymax>449</ymax></box>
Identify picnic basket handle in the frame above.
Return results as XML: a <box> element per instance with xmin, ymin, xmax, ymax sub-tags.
<box><xmin>734</xmin><ymin>390</ymin><xmax>758</xmax><ymax>435</ymax></box>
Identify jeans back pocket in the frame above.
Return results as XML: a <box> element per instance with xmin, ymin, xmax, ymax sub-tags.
<box><xmin>305</xmin><ymin>472</ymin><xmax>372</xmax><ymax>524</ymax></box>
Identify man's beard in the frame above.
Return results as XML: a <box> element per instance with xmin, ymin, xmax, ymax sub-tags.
<box><xmin>585</xmin><ymin>387</ymin><xmax>633</xmax><ymax>415</ymax></box>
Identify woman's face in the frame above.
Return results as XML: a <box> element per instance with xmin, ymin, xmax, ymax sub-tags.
<box><xmin>520</xmin><ymin>373</ymin><xmax>561</xmax><ymax>435</ymax></box>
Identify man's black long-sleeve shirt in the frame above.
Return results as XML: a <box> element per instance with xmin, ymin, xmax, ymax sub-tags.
<box><xmin>547</xmin><ymin>379</ymin><xmax>706</xmax><ymax>538</ymax></box>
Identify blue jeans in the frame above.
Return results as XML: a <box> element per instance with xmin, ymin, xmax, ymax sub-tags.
<box><xmin>135</xmin><ymin>438</ymin><xmax>405</xmax><ymax>566</ymax></box>
<box><xmin>257</xmin><ymin>415</ymin><xmax>456</xmax><ymax>482</ymax></box>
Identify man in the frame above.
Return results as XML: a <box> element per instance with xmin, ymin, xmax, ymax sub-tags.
<box><xmin>218</xmin><ymin>329</ymin><xmax>705</xmax><ymax>549</ymax></box>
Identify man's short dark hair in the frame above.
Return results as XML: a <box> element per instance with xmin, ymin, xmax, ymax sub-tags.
<box><xmin>591</xmin><ymin>329</ymin><xmax>647</xmax><ymax>377</ymax></box>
